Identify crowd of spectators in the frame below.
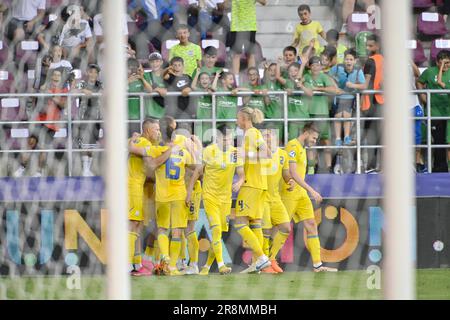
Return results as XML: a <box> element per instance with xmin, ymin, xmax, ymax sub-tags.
<box><xmin>0</xmin><ymin>0</ymin><xmax>449</xmax><ymax>176</ymax></box>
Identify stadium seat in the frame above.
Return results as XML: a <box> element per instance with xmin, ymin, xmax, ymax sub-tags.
<box><xmin>15</xmin><ymin>41</ymin><xmax>39</xmax><ymax>68</ymax></box>
<box><xmin>408</xmin><ymin>40</ymin><xmax>427</xmax><ymax>66</ymax></box>
<box><xmin>161</xmin><ymin>39</ymin><xmax>180</xmax><ymax>61</ymax></box>
<box><xmin>0</xmin><ymin>70</ymin><xmax>14</xmax><ymax>94</ymax></box>
<box><xmin>0</xmin><ymin>98</ymin><xmax>27</xmax><ymax>121</ymax></box>
<box><xmin>0</xmin><ymin>40</ymin><xmax>10</xmax><ymax>67</ymax></box>
<box><xmin>346</xmin><ymin>12</ymin><xmax>371</xmax><ymax>37</ymax></box>
<box><xmin>5</xmin><ymin>126</ymin><xmax>30</xmax><ymax>150</ymax></box>
<box><xmin>201</xmin><ymin>39</ymin><xmax>227</xmax><ymax>65</ymax></box>
<box><xmin>417</xmin><ymin>12</ymin><xmax>448</xmax><ymax>36</ymax></box>
<box><xmin>430</xmin><ymin>38</ymin><xmax>450</xmax><ymax>60</ymax></box>
<box><xmin>413</xmin><ymin>0</ymin><xmax>434</xmax><ymax>9</ymax></box>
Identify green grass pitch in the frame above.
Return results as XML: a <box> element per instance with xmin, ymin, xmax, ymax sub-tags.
<box><xmin>1</xmin><ymin>269</ymin><xmax>449</xmax><ymax>300</ymax></box>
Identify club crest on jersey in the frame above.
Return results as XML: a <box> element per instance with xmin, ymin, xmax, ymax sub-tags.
<box><xmin>289</xmin><ymin>151</ymin><xmax>296</xmax><ymax>158</ymax></box>
<box><xmin>178</xmin><ymin>150</ymin><xmax>184</xmax><ymax>156</ymax></box>
<box><xmin>230</xmin><ymin>152</ymin><xmax>237</xmax><ymax>163</ymax></box>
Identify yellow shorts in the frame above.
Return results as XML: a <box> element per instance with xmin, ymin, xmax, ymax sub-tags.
<box><xmin>235</xmin><ymin>187</ymin><xmax>266</xmax><ymax>221</ymax></box>
<box><xmin>143</xmin><ymin>182</ymin><xmax>155</xmax><ymax>226</ymax></box>
<box><xmin>155</xmin><ymin>200</ymin><xmax>189</xmax><ymax>229</ymax></box>
<box><xmin>262</xmin><ymin>199</ymin><xmax>290</xmax><ymax>230</ymax></box>
<box><xmin>282</xmin><ymin>196</ymin><xmax>315</xmax><ymax>224</ymax></box>
<box><xmin>203</xmin><ymin>197</ymin><xmax>231</xmax><ymax>232</ymax></box>
<box><xmin>188</xmin><ymin>190</ymin><xmax>202</xmax><ymax>221</ymax></box>
<box><xmin>128</xmin><ymin>184</ymin><xmax>144</xmax><ymax>222</ymax></box>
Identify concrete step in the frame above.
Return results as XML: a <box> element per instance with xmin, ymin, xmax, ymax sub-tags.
<box><xmin>257</xmin><ymin>19</ymin><xmax>335</xmax><ymax>34</ymax></box>
<box><xmin>256</xmin><ymin>33</ymin><xmax>328</xmax><ymax>48</ymax></box>
<box><xmin>256</xmin><ymin>5</ymin><xmax>334</xmax><ymax>20</ymax></box>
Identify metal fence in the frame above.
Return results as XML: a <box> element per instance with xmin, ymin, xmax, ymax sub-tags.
<box><xmin>0</xmin><ymin>89</ymin><xmax>449</xmax><ymax>175</ymax></box>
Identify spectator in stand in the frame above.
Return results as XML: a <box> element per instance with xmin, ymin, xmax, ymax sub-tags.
<box><xmin>34</xmin><ymin>54</ymin><xmax>53</xmax><ymax>91</ymax></box>
<box><xmin>169</xmin><ymin>24</ymin><xmax>202</xmax><ymax>78</ymax></box>
<box><xmin>242</xmin><ymin>67</ymin><xmax>271</xmax><ymax>115</ymax></box>
<box><xmin>279</xmin><ymin>46</ymin><xmax>298</xmax><ymax>78</ymax></box>
<box><xmin>36</xmin><ymin>13</ymin><xmax>66</xmax><ymax>52</ymax></box>
<box><xmin>5</xmin><ymin>0</ymin><xmax>46</xmax><ymax>43</ymax></box>
<box><xmin>187</xmin><ymin>0</ymin><xmax>229</xmax><ymax>40</ymax></box>
<box><xmin>58</xmin><ymin>5</ymin><xmax>94</xmax><ymax>62</ymax></box>
<box><xmin>75</xmin><ymin>64</ymin><xmax>103</xmax><ymax>177</ymax></box>
<box><xmin>191</xmin><ymin>46</ymin><xmax>222</xmax><ymax>80</ymax></box>
<box><xmin>211</xmin><ymin>71</ymin><xmax>241</xmax><ymax>129</ymax></box>
<box><xmin>291</xmin><ymin>4</ymin><xmax>326</xmax><ymax>56</ymax></box>
<box><xmin>417</xmin><ymin>50</ymin><xmax>450</xmax><ymax>173</ymax></box>
<box><xmin>329</xmin><ymin>49</ymin><xmax>366</xmax><ymax>147</ymax></box>
<box><xmin>35</xmin><ymin>67</ymin><xmax>71</xmax><ymax>176</ymax></box>
<box><xmin>361</xmin><ymin>33</ymin><xmax>384</xmax><ymax>174</ymax></box>
<box><xmin>49</xmin><ymin>45</ymin><xmax>73</xmax><ymax>71</ymax></box>
<box><xmin>127</xmin><ymin>58</ymin><xmax>153</xmax><ymax>133</ymax></box>
<box><xmin>320</xmin><ymin>45</ymin><xmax>338</xmax><ymax>74</ymax></box>
<box><xmin>318</xmin><ymin>29</ymin><xmax>348</xmax><ymax>64</ymax></box>
<box><xmin>13</xmin><ymin>134</ymin><xmax>42</xmax><ymax>178</ymax></box>
<box><xmin>191</xmin><ymin>69</ymin><xmax>214</xmax><ymax>143</ymax></box>
<box><xmin>263</xmin><ymin>61</ymin><xmax>284</xmax><ymax>142</ymax></box>
<box><xmin>303</xmin><ymin>56</ymin><xmax>338</xmax><ymax>174</ymax></box>
<box><xmin>410</xmin><ymin>61</ymin><xmax>426</xmax><ymax>173</ymax></box>
<box><xmin>438</xmin><ymin>0</ymin><xmax>450</xmax><ymax>22</ymax></box>
<box><xmin>128</xmin><ymin>0</ymin><xmax>179</xmax><ymax>54</ymax></box>
<box><xmin>145</xmin><ymin>52</ymin><xmax>168</xmax><ymax>119</ymax></box>
<box><xmin>163</xmin><ymin>56</ymin><xmax>192</xmax><ymax>118</ymax></box>
<box><xmin>340</xmin><ymin>0</ymin><xmax>375</xmax><ymax>33</ymax></box>
<box><xmin>225</xmin><ymin>0</ymin><xmax>267</xmax><ymax>82</ymax></box>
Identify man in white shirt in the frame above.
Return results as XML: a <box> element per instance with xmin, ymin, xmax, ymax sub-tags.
<box><xmin>6</xmin><ymin>0</ymin><xmax>46</xmax><ymax>42</ymax></box>
<box><xmin>187</xmin><ymin>0</ymin><xmax>228</xmax><ymax>40</ymax></box>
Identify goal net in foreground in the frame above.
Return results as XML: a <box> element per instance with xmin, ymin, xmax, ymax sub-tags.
<box><xmin>0</xmin><ymin>0</ymin><xmax>449</xmax><ymax>301</ymax></box>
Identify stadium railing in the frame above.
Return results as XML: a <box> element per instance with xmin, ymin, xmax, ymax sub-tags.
<box><xmin>0</xmin><ymin>89</ymin><xmax>448</xmax><ymax>175</ymax></box>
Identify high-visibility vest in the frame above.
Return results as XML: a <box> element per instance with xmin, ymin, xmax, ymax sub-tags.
<box><xmin>361</xmin><ymin>53</ymin><xmax>384</xmax><ymax>111</ymax></box>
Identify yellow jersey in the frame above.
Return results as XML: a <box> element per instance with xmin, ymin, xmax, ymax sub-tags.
<box><xmin>128</xmin><ymin>137</ymin><xmax>153</xmax><ymax>186</ymax></box>
<box><xmin>242</xmin><ymin>127</ymin><xmax>268</xmax><ymax>190</ymax></box>
<box><xmin>150</xmin><ymin>145</ymin><xmax>193</xmax><ymax>202</ymax></box>
<box><xmin>202</xmin><ymin>144</ymin><xmax>243</xmax><ymax>202</ymax></box>
<box><xmin>293</xmin><ymin>21</ymin><xmax>324</xmax><ymax>53</ymax></box>
<box><xmin>280</xmin><ymin>138</ymin><xmax>308</xmax><ymax>199</ymax></box>
<box><xmin>266</xmin><ymin>148</ymin><xmax>289</xmax><ymax>202</ymax></box>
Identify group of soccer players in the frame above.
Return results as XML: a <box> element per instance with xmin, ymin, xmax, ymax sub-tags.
<box><xmin>127</xmin><ymin>108</ymin><xmax>337</xmax><ymax>276</ymax></box>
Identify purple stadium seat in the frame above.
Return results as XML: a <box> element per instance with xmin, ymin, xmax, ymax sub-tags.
<box><xmin>0</xmin><ymin>70</ymin><xmax>14</xmax><ymax>94</ymax></box>
<box><xmin>161</xmin><ymin>39</ymin><xmax>180</xmax><ymax>62</ymax></box>
<box><xmin>413</xmin><ymin>0</ymin><xmax>434</xmax><ymax>8</ymax></box>
<box><xmin>201</xmin><ymin>39</ymin><xmax>227</xmax><ymax>65</ymax></box>
<box><xmin>5</xmin><ymin>126</ymin><xmax>30</xmax><ymax>150</ymax></box>
<box><xmin>408</xmin><ymin>40</ymin><xmax>427</xmax><ymax>66</ymax></box>
<box><xmin>0</xmin><ymin>98</ymin><xmax>27</xmax><ymax>121</ymax></box>
<box><xmin>0</xmin><ymin>40</ymin><xmax>10</xmax><ymax>66</ymax></box>
<box><xmin>430</xmin><ymin>38</ymin><xmax>450</xmax><ymax>60</ymax></box>
<box><xmin>16</xmin><ymin>41</ymin><xmax>39</xmax><ymax>68</ymax></box>
<box><xmin>417</xmin><ymin>12</ymin><xmax>448</xmax><ymax>36</ymax></box>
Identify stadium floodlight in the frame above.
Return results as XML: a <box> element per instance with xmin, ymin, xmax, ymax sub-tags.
<box><xmin>381</xmin><ymin>0</ymin><xmax>416</xmax><ymax>299</ymax></box>
<box><xmin>102</xmin><ymin>0</ymin><xmax>130</xmax><ymax>300</ymax></box>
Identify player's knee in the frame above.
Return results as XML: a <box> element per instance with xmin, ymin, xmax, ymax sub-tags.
<box><xmin>304</xmin><ymin>219</ymin><xmax>317</xmax><ymax>234</ymax></box>
<box><xmin>279</xmin><ymin>223</ymin><xmax>291</xmax><ymax>234</ymax></box>
<box><xmin>129</xmin><ymin>220</ymin><xmax>141</xmax><ymax>232</ymax></box>
<box><xmin>171</xmin><ymin>228</ymin><xmax>182</xmax><ymax>238</ymax></box>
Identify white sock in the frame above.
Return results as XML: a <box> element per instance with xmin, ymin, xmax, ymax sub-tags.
<box><xmin>217</xmin><ymin>262</ymin><xmax>225</xmax><ymax>268</ymax></box>
<box><xmin>313</xmin><ymin>262</ymin><xmax>323</xmax><ymax>268</ymax></box>
<box><xmin>129</xmin><ymin>264</ymin><xmax>135</xmax><ymax>272</ymax></box>
<box><xmin>134</xmin><ymin>263</ymin><xmax>142</xmax><ymax>270</ymax></box>
<box><xmin>190</xmin><ymin>262</ymin><xmax>198</xmax><ymax>268</ymax></box>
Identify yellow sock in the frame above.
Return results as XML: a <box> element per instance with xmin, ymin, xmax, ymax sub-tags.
<box><xmin>211</xmin><ymin>225</ymin><xmax>223</xmax><ymax>264</ymax></box>
<box><xmin>180</xmin><ymin>233</ymin><xmax>187</xmax><ymax>260</ymax></box>
<box><xmin>235</xmin><ymin>224</ymin><xmax>264</xmax><ymax>258</ymax></box>
<box><xmin>128</xmin><ymin>232</ymin><xmax>138</xmax><ymax>264</ymax></box>
<box><xmin>187</xmin><ymin>231</ymin><xmax>199</xmax><ymax>264</ymax></box>
<box><xmin>153</xmin><ymin>240</ymin><xmax>160</xmax><ymax>262</ymax></box>
<box><xmin>144</xmin><ymin>246</ymin><xmax>154</xmax><ymax>257</ymax></box>
<box><xmin>157</xmin><ymin>232</ymin><xmax>170</xmax><ymax>260</ymax></box>
<box><xmin>169</xmin><ymin>237</ymin><xmax>182</xmax><ymax>268</ymax></box>
<box><xmin>270</xmin><ymin>230</ymin><xmax>289</xmax><ymax>260</ymax></box>
<box><xmin>250</xmin><ymin>223</ymin><xmax>264</xmax><ymax>247</ymax></box>
<box><xmin>263</xmin><ymin>234</ymin><xmax>271</xmax><ymax>257</ymax></box>
<box><xmin>205</xmin><ymin>247</ymin><xmax>215</xmax><ymax>268</ymax></box>
<box><xmin>133</xmin><ymin>255</ymin><xmax>142</xmax><ymax>265</ymax></box>
<box><xmin>306</xmin><ymin>235</ymin><xmax>322</xmax><ymax>265</ymax></box>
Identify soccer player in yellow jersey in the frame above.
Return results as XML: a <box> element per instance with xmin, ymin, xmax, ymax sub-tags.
<box><xmin>127</xmin><ymin>119</ymin><xmax>175</xmax><ymax>276</ymax></box>
<box><xmin>280</xmin><ymin>122</ymin><xmax>338</xmax><ymax>272</ymax></box>
<box><xmin>151</xmin><ymin>117</ymin><xmax>202</xmax><ymax>275</ymax></box>
<box><xmin>235</xmin><ymin>106</ymin><xmax>272</xmax><ymax>272</ymax></box>
<box><xmin>260</xmin><ymin>127</ymin><xmax>296</xmax><ymax>274</ymax></box>
<box><xmin>199</xmin><ymin>125</ymin><xmax>245</xmax><ymax>275</ymax></box>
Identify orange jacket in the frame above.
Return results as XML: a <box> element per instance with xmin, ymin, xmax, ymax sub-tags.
<box><xmin>361</xmin><ymin>53</ymin><xmax>384</xmax><ymax>111</ymax></box>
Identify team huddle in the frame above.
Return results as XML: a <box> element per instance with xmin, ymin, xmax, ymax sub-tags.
<box><xmin>127</xmin><ymin>108</ymin><xmax>337</xmax><ymax>276</ymax></box>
